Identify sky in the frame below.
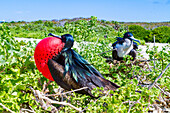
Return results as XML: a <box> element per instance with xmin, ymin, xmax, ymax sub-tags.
<box><xmin>0</xmin><ymin>0</ymin><xmax>170</xmax><ymax>22</ymax></box>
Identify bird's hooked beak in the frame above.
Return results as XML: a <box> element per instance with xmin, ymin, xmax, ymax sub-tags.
<box><xmin>129</xmin><ymin>36</ymin><xmax>141</xmax><ymax>44</ymax></box>
<box><xmin>48</xmin><ymin>33</ymin><xmax>62</xmax><ymax>39</ymax></box>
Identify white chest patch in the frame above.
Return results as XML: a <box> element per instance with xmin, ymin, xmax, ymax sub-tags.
<box><xmin>115</xmin><ymin>40</ymin><xmax>133</xmax><ymax>57</ymax></box>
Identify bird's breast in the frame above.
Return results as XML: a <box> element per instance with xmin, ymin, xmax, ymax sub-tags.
<box><xmin>115</xmin><ymin>41</ymin><xmax>133</xmax><ymax>57</ymax></box>
<box><xmin>34</xmin><ymin>37</ymin><xmax>65</xmax><ymax>81</ymax></box>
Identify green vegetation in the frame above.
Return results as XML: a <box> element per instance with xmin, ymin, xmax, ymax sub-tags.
<box><xmin>2</xmin><ymin>16</ymin><xmax>169</xmax><ymax>43</ymax></box>
<box><xmin>129</xmin><ymin>25</ymin><xmax>170</xmax><ymax>43</ymax></box>
<box><xmin>152</xmin><ymin>26</ymin><xmax>170</xmax><ymax>43</ymax></box>
<box><xmin>0</xmin><ymin>17</ymin><xmax>170</xmax><ymax>112</ymax></box>
<box><xmin>128</xmin><ymin>25</ymin><xmax>151</xmax><ymax>42</ymax></box>
<box><xmin>7</xmin><ymin>16</ymin><xmax>126</xmax><ymax>44</ymax></box>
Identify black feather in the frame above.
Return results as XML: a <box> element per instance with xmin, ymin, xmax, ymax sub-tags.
<box><xmin>47</xmin><ymin>33</ymin><xmax>120</xmax><ymax>97</ymax></box>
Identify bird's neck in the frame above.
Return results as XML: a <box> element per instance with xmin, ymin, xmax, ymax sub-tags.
<box><xmin>124</xmin><ymin>38</ymin><xmax>132</xmax><ymax>48</ymax></box>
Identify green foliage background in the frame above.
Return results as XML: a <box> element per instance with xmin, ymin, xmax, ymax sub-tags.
<box><xmin>0</xmin><ymin>17</ymin><xmax>169</xmax><ymax>112</ymax></box>
<box><xmin>3</xmin><ymin>16</ymin><xmax>170</xmax><ymax>43</ymax></box>
<box><xmin>128</xmin><ymin>25</ymin><xmax>170</xmax><ymax>43</ymax></box>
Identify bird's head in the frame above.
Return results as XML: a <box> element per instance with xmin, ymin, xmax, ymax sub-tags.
<box><xmin>61</xmin><ymin>34</ymin><xmax>74</xmax><ymax>43</ymax></box>
<box><xmin>123</xmin><ymin>32</ymin><xmax>140</xmax><ymax>44</ymax></box>
<box><xmin>48</xmin><ymin>33</ymin><xmax>74</xmax><ymax>44</ymax></box>
<box><xmin>34</xmin><ymin>33</ymin><xmax>74</xmax><ymax>81</ymax></box>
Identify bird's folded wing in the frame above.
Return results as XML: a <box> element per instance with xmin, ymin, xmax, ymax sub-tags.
<box><xmin>47</xmin><ymin>59</ymin><xmax>80</xmax><ymax>90</ymax></box>
<box><xmin>133</xmin><ymin>42</ymin><xmax>138</xmax><ymax>50</ymax></box>
<box><xmin>72</xmin><ymin>50</ymin><xmax>104</xmax><ymax>78</ymax></box>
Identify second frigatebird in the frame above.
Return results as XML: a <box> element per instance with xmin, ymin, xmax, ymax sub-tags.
<box><xmin>112</xmin><ymin>32</ymin><xmax>140</xmax><ymax>61</ymax></box>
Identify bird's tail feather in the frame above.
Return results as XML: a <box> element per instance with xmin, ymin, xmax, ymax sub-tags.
<box><xmin>96</xmin><ymin>76</ymin><xmax>120</xmax><ymax>90</ymax></box>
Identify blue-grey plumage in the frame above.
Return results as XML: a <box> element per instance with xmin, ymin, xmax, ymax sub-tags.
<box><xmin>112</xmin><ymin>32</ymin><xmax>140</xmax><ymax>61</ymax></box>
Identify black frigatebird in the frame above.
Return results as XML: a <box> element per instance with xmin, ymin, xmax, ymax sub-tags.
<box><xmin>34</xmin><ymin>33</ymin><xmax>120</xmax><ymax>97</ymax></box>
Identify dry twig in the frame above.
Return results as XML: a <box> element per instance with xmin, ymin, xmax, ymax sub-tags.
<box><xmin>155</xmin><ymin>84</ymin><xmax>170</xmax><ymax>97</ymax></box>
<box><xmin>45</xmin><ymin>87</ymin><xmax>88</xmax><ymax>97</ymax></box>
<box><xmin>20</xmin><ymin>108</ymin><xmax>36</xmax><ymax>113</ymax></box>
<box><xmin>36</xmin><ymin>90</ymin><xmax>82</xmax><ymax>111</ymax></box>
<box><xmin>43</xmin><ymin>80</ymin><xmax>52</xmax><ymax>93</ymax></box>
<box><xmin>79</xmin><ymin>106</ymin><xmax>88</xmax><ymax>113</ymax></box>
<box><xmin>153</xmin><ymin>35</ymin><xmax>156</xmax><ymax>69</ymax></box>
<box><xmin>166</xmin><ymin>76</ymin><xmax>170</xmax><ymax>79</ymax></box>
<box><xmin>128</xmin><ymin>97</ymin><xmax>141</xmax><ymax>113</ymax></box>
<box><xmin>0</xmin><ymin>103</ymin><xmax>15</xmax><ymax>113</ymax></box>
<box><xmin>30</xmin><ymin>86</ymin><xmax>82</xmax><ymax>112</ymax></box>
<box><xmin>29</xmin><ymin>86</ymin><xmax>58</xmax><ymax>112</ymax></box>
<box><xmin>146</xmin><ymin>62</ymin><xmax>152</xmax><ymax>72</ymax></box>
<box><xmin>137</xmin><ymin>58</ymin><xmax>162</xmax><ymax>63</ymax></box>
<box><xmin>148</xmin><ymin>63</ymin><xmax>170</xmax><ymax>90</ymax></box>
<box><xmin>98</xmin><ymin>49</ymin><xmax>112</xmax><ymax>55</ymax></box>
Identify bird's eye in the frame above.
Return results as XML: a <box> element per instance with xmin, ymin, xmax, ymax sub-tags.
<box><xmin>61</xmin><ymin>36</ymin><xmax>66</xmax><ymax>42</ymax></box>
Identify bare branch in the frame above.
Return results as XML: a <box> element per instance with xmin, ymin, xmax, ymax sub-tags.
<box><xmin>128</xmin><ymin>97</ymin><xmax>141</xmax><ymax>113</ymax></box>
<box><xmin>45</xmin><ymin>87</ymin><xmax>88</xmax><ymax>97</ymax></box>
<box><xmin>30</xmin><ymin>86</ymin><xmax>58</xmax><ymax>112</ymax></box>
<box><xmin>20</xmin><ymin>108</ymin><xmax>35</xmax><ymax>113</ymax></box>
<box><xmin>30</xmin><ymin>86</ymin><xmax>82</xmax><ymax>112</ymax></box>
<box><xmin>36</xmin><ymin>90</ymin><xmax>82</xmax><ymax>111</ymax></box>
<box><xmin>122</xmin><ymin>101</ymin><xmax>132</xmax><ymax>104</ymax></box>
<box><xmin>146</xmin><ymin>62</ymin><xmax>152</xmax><ymax>72</ymax></box>
<box><xmin>29</xmin><ymin>106</ymin><xmax>36</xmax><ymax>113</ymax></box>
<box><xmin>155</xmin><ymin>84</ymin><xmax>170</xmax><ymax>97</ymax></box>
<box><xmin>137</xmin><ymin>58</ymin><xmax>162</xmax><ymax>63</ymax></box>
<box><xmin>29</xmin><ymin>86</ymin><xmax>39</xmax><ymax>102</ymax></box>
<box><xmin>79</xmin><ymin>106</ymin><xmax>88</xmax><ymax>113</ymax></box>
<box><xmin>148</xmin><ymin>63</ymin><xmax>170</xmax><ymax>90</ymax></box>
<box><xmin>0</xmin><ymin>103</ymin><xmax>15</xmax><ymax>113</ymax></box>
<box><xmin>153</xmin><ymin>35</ymin><xmax>156</xmax><ymax>69</ymax></box>
<box><xmin>43</xmin><ymin>80</ymin><xmax>52</xmax><ymax>93</ymax></box>
<box><xmin>98</xmin><ymin>49</ymin><xmax>112</xmax><ymax>55</ymax></box>
<box><xmin>166</xmin><ymin>76</ymin><xmax>170</xmax><ymax>79</ymax></box>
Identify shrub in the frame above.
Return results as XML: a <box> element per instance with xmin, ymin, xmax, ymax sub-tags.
<box><xmin>152</xmin><ymin>26</ymin><xmax>170</xmax><ymax>43</ymax></box>
<box><xmin>128</xmin><ymin>25</ymin><xmax>151</xmax><ymax>42</ymax></box>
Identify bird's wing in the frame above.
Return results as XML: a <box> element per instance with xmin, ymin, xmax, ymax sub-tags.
<box><xmin>116</xmin><ymin>37</ymin><xmax>123</xmax><ymax>41</ymax></box>
<box><xmin>133</xmin><ymin>42</ymin><xmax>138</xmax><ymax>50</ymax></box>
<box><xmin>71</xmin><ymin>50</ymin><xmax>120</xmax><ymax>89</ymax></box>
<box><xmin>47</xmin><ymin>59</ymin><xmax>96</xmax><ymax>97</ymax></box>
<box><xmin>118</xmin><ymin>38</ymin><xmax>124</xmax><ymax>44</ymax></box>
<box><xmin>112</xmin><ymin>37</ymin><xmax>124</xmax><ymax>48</ymax></box>
<box><xmin>112</xmin><ymin>41</ymin><xmax>118</xmax><ymax>48</ymax></box>
<box><xmin>47</xmin><ymin>59</ymin><xmax>80</xmax><ymax>90</ymax></box>
<box><xmin>72</xmin><ymin>50</ymin><xmax>104</xmax><ymax>78</ymax></box>
<box><xmin>48</xmin><ymin>49</ymin><xmax>120</xmax><ymax>97</ymax></box>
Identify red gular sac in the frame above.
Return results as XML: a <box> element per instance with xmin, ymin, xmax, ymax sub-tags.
<box><xmin>34</xmin><ymin>37</ymin><xmax>65</xmax><ymax>81</ymax></box>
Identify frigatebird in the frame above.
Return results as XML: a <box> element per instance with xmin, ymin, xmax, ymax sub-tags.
<box><xmin>34</xmin><ymin>33</ymin><xmax>120</xmax><ymax>97</ymax></box>
<box><xmin>112</xmin><ymin>32</ymin><xmax>140</xmax><ymax>61</ymax></box>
